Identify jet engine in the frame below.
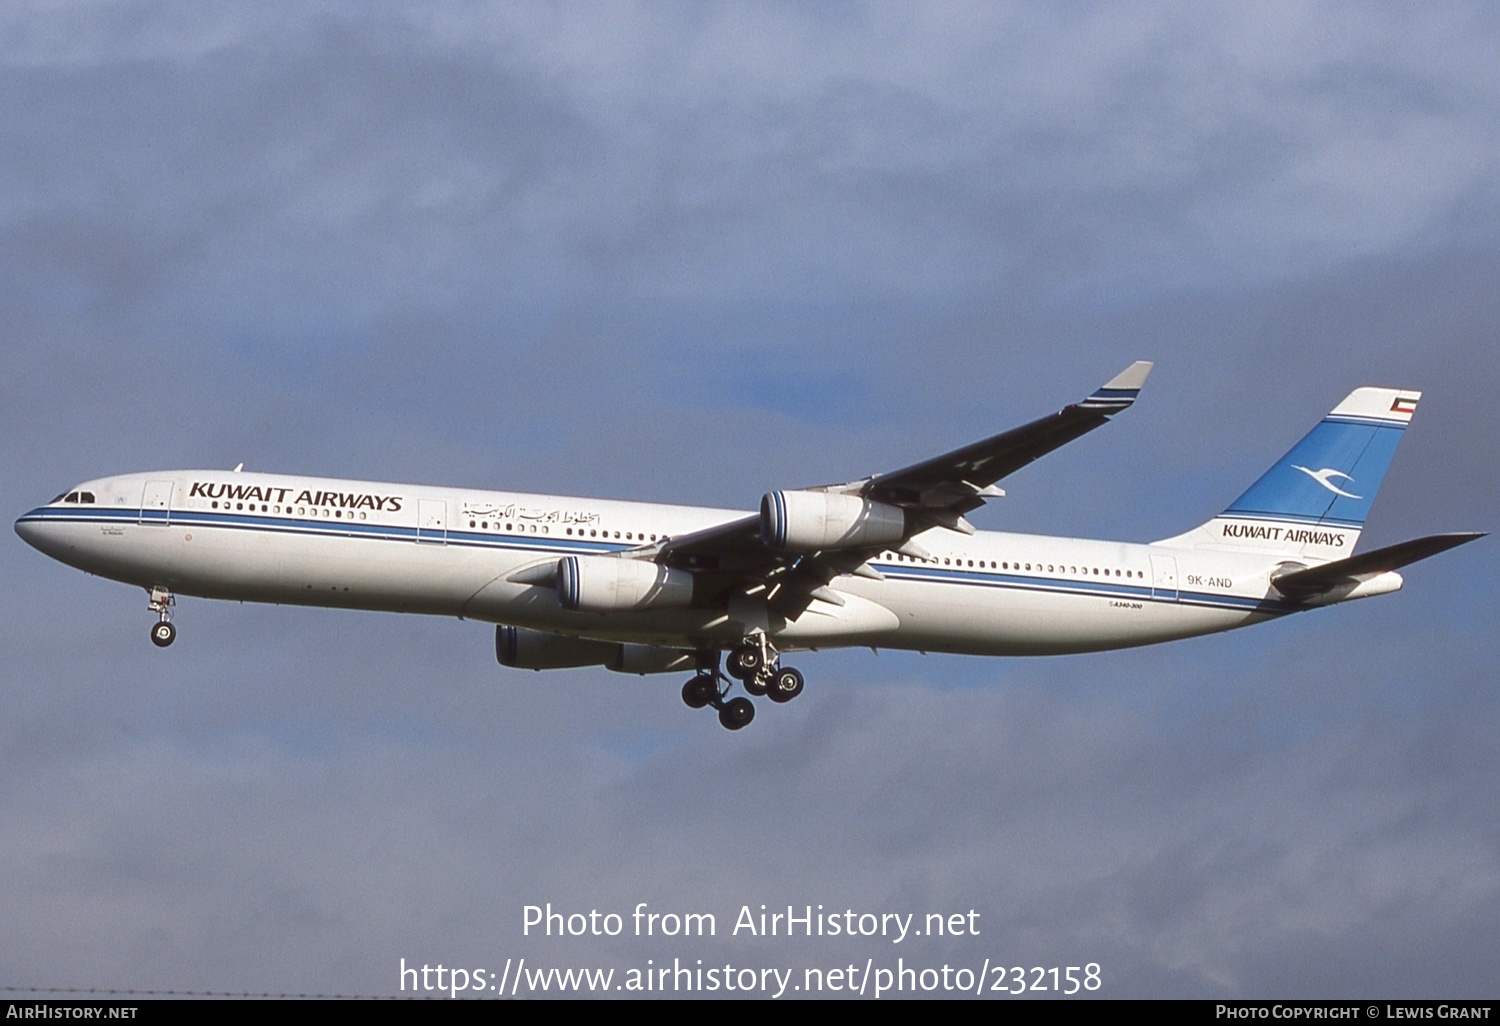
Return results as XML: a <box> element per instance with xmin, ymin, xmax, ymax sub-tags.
<box><xmin>495</xmin><ymin>625</ymin><xmax>617</xmax><ymax>669</ymax></box>
<box><xmin>760</xmin><ymin>490</ymin><xmax>906</xmax><ymax>551</ymax></box>
<box><xmin>607</xmin><ymin>644</ymin><xmax>695</xmax><ymax>675</ymax></box>
<box><xmin>496</xmin><ymin>626</ymin><xmax>694</xmax><ymax>675</ymax></box>
<box><xmin>556</xmin><ymin>555</ymin><xmax>694</xmax><ymax>613</ymax></box>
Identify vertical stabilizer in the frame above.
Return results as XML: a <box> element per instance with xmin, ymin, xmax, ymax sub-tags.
<box><xmin>1155</xmin><ymin>387</ymin><xmax>1420</xmax><ymax>561</ymax></box>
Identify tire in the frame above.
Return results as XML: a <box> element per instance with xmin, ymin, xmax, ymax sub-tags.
<box><xmin>718</xmin><ymin>697</ymin><xmax>755</xmax><ymax>730</ymax></box>
<box><xmin>727</xmin><ymin>644</ymin><xmax>762</xmax><ymax>680</ymax></box>
<box><xmin>150</xmin><ymin>621</ymin><xmax>176</xmax><ymax>648</ymax></box>
<box><xmin>767</xmin><ymin>667</ymin><xmax>804</xmax><ymax>703</ymax></box>
<box><xmin>681</xmin><ymin>675</ymin><xmax>714</xmax><ymax>709</ymax></box>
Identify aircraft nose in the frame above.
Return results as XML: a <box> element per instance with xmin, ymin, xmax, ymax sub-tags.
<box><xmin>15</xmin><ymin>510</ymin><xmax>49</xmax><ymax>552</ymax></box>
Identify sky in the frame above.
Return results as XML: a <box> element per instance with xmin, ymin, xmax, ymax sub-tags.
<box><xmin>3</xmin><ymin>0</ymin><xmax>1498</xmax><ymax>1000</ymax></box>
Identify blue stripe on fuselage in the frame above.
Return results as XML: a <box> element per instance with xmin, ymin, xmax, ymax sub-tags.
<box><xmin>16</xmin><ymin>507</ymin><xmax>1301</xmax><ymax>617</ymax></box>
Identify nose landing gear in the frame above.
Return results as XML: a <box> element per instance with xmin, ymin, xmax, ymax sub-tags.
<box><xmin>147</xmin><ymin>586</ymin><xmax>176</xmax><ymax>647</ymax></box>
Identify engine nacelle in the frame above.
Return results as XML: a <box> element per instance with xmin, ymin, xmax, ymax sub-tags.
<box><xmin>496</xmin><ymin>627</ymin><xmax>695</xmax><ymax>675</ymax></box>
<box><xmin>495</xmin><ymin>625</ymin><xmax>616</xmax><ymax>670</ymax></box>
<box><xmin>556</xmin><ymin>555</ymin><xmax>695</xmax><ymax>613</ymax></box>
<box><xmin>607</xmin><ymin>644</ymin><xmax>695</xmax><ymax>675</ymax></box>
<box><xmin>760</xmin><ymin>490</ymin><xmax>907</xmax><ymax>551</ymax></box>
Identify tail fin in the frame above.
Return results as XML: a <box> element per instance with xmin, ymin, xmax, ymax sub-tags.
<box><xmin>1155</xmin><ymin>387</ymin><xmax>1421</xmax><ymax>560</ymax></box>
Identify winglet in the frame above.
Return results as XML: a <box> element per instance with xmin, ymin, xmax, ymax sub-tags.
<box><xmin>1080</xmin><ymin>361</ymin><xmax>1153</xmax><ymax>412</ymax></box>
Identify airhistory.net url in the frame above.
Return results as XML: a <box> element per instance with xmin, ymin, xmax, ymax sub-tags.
<box><xmin>398</xmin><ymin>957</ymin><xmax>1103</xmax><ymax>998</ymax></box>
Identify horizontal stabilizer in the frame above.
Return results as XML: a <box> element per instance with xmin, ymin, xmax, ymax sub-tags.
<box><xmin>1272</xmin><ymin>532</ymin><xmax>1484</xmax><ymax>597</ymax></box>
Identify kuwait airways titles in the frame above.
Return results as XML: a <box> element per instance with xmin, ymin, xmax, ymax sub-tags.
<box><xmin>189</xmin><ymin>480</ymin><xmax>404</xmax><ymax>513</ymax></box>
<box><xmin>1220</xmin><ymin>523</ymin><xmax>1349</xmax><ymax>547</ymax></box>
<box><xmin>16</xmin><ymin>363</ymin><xmax>1482</xmax><ymax>732</ymax></box>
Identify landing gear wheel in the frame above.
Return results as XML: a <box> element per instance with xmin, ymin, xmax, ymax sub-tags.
<box><xmin>681</xmin><ymin>675</ymin><xmax>716</xmax><ymax>709</ymax></box>
<box><xmin>726</xmin><ymin>644</ymin><xmax>763</xmax><ymax>681</ymax></box>
<box><xmin>718</xmin><ymin>697</ymin><xmax>755</xmax><ymax>731</ymax></box>
<box><xmin>743</xmin><ymin>673</ymin><xmax>769</xmax><ymax>697</ymax></box>
<box><xmin>767</xmin><ymin>666</ymin><xmax>804</xmax><ymax>703</ymax></box>
<box><xmin>146</xmin><ymin>586</ymin><xmax>176</xmax><ymax>648</ymax></box>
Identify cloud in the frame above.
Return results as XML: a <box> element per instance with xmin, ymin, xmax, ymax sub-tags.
<box><xmin>3</xmin><ymin>0</ymin><xmax>1498</xmax><ymax>1000</ymax></box>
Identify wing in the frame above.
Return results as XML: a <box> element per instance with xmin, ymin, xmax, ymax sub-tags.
<box><xmin>642</xmin><ymin>362</ymin><xmax>1153</xmax><ymax>617</ymax></box>
<box><xmin>820</xmin><ymin>360</ymin><xmax>1154</xmax><ymax>530</ymax></box>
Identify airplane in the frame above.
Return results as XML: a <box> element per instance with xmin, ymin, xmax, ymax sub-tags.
<box><xmin>14</xmin><ymin>362</ymin><xmax>1483</xmax><ymax>731</ymax></box>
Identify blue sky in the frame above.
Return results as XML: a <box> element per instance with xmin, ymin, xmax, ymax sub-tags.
<box><xmin>3</xmin><ymin>1</ymin><xmax>1497</xmax><ymax>999</ymax></box>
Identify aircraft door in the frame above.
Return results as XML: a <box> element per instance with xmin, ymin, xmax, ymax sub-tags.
<box><xmin>417</xmin><ymin>499</ymin><xmax>447</xmax><ymax>544</ymax></box>
<box><xmin>1149</xmin><ymin>554</ymin><xmax>1179</xmax><ymax>600</ymax></box>
<box><xmin>140</xmin><ymin>480</ymin><xmax>173</xmax><ymax>525</ymax></box>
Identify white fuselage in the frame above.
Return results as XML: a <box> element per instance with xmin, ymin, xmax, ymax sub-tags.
<box><xmin>15</xmin><ymin>469</ymin><xmax>1333</xmax><ymax>658</ymax></box>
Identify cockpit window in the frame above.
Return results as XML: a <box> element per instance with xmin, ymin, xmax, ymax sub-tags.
<box><xmin>53</xmin><ymin>490</ymin><xmax>96</xmax><ymax>504</ymax></box>
<box><xmin>51</xmin><ymin>492</ymin><xmax>68</xmax><ymax>503</ymax></box>
<box><xmin>80</xmin><ymin>491</ymin><xmax>96</xmax><ymax>503</ymax></box>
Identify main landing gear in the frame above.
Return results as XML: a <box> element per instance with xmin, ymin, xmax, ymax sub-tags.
<box><xmin>680</xmin><ymin>637</ymin><xmax>805</xmax><ymax>731</ymax></box>
<box><xmin>147</xmin><ymin>586</ymin><xmax>177</xmax><ymax>647</ymax></box>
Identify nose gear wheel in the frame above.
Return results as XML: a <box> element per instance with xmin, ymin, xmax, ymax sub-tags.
<box><xmin>147</xmin><ymin>586</ymin><xmax>177</xmax><ymax>647</ymax></box>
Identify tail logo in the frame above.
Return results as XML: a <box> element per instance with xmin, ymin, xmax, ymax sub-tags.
<box><xmin>1291</xmin><ymin>465</ymin><xmax>1362</xmax><ymax>499</ymax></box>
